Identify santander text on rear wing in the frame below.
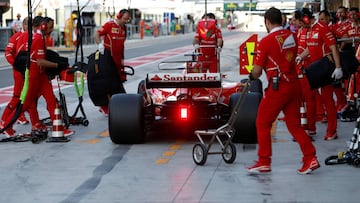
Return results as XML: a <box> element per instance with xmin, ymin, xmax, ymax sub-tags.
<box><xmin>146</xmin><ymin>73</ymin><xmax>222</xmax><ymax>88</ymax></box>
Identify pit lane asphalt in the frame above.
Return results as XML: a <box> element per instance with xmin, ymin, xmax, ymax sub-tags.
<box><xmin>0</xmin><ymin>30</ymin><xmax>359</xmax><ymax>203</ymax></box>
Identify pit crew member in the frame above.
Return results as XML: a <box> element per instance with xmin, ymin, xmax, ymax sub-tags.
<box><xmin>94</xmin><ymin>9</ymin><xmax>130</xmax><ymax>115</ymax></box>
<box><xmin>193</xmin><ymin>13</ymin><xmax>223</xmax><ymax>73</ymax></box>
<box><xmin>296</xmin><ymin>8</ymin><xmax>343</xmax><ymax>141</ymax></box>
<box><xmin>0</xmin><ymin>17</ymin><xmax>29</xmax><ymax>138</ymax></box>
<box><xmin>247</xmin><ymin>7</ymin><xmax>319</xmax><ymax>175</ymax></box>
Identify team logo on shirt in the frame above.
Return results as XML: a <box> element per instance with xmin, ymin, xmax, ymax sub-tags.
<box><xmin>112</xmin><ymin>28</ymin><xmax>119</xmax><ymax>34</ymax></box>
<box><xmin>311</xmin><ymin>32</ymin><xmax>319</xmax><ymax>39</ymax></box>
<box><xmin>285</xmin><ymin>51</ymin><xmax>295</xmax><ymax>62</ymax></box>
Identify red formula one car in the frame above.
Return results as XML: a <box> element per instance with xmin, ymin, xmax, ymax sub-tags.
<box><xmin>108</xmin><ymin>45</ymin><xmax>262</xmax><ymax>144</ymax></box>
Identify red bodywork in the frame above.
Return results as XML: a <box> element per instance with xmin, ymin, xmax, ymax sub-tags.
<box><xmin>143</xmin><ymin>71</ymin><xmax>244</xmax><ymax>124</ymax></box>
<box><xmin>138</xmin><ymin>34</ymin><xmax>257</xmax><ymax>125</ymax></box>
<box><xmin>148</xmin><ymin>81</ymin><xmax>242</xmax><ymax>114</ymax></box>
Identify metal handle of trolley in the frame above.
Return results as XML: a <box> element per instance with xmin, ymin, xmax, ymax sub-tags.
<box><xmin>192</xmin><ymin>44</ymin><xmax>222</xmax><ymax>56</ymax></box>
<box><xmin>192</xmin><ymin>80</ymin><xmax>251</xmax><ymax>166</ymax></box>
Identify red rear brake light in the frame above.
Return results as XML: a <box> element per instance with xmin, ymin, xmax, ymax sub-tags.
<box><xmin>180</xmin><ymin>107</ymin><xmax>188</xmax><ymax>120</ymax></box>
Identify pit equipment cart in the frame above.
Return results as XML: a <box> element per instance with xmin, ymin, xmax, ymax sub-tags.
<box><xmin>192</xmin><ymin>80</ymin><xmax>251</xmax><ymax>165</ymax></box>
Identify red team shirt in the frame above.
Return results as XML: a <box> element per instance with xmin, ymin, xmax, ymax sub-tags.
<box><xmin>347</xmin><ymin>23</ymin><xmax>360</xmax><ymax>50</ymax></box>
<box><xmin>296</xmin><ymin>27</ymin><xmax>311</xmax><ymax>68</ymax></box>
<box><xmin>332</xmin><ymin>19</ymin><xmax>352</xmax><ymax>38</ymax></box>
<box><xmin>29</xmin><ymin>31</ymin><xmax>46</xmax><ymax>77</ymax></box>
<box><xmin>194</xmin><ymin>19</ymin><xmax>222</xmax><ymax>56</ymax></box>
<box><xmin>297</xmin><ymin>27</ymin><xmax>307</xmax><ymax>54</ymax></box>
<box><xmin>97</xmin><ymin>20</ymin><xmax>126</xmax><ymax>63</ymax></box>
<box><xmin>306</xmin><ymin>21</ymin><xmax>337</xmax><ymax>63</ymax></box>
<box><xmin>16</xmin><ymin>31</ymin><xmax>29</xmax><ymax>54</ymax></box>
<box><xmin>5</xmin><ymin>31</ymin><xmax>23</xmax><ymax>65</ymax></box>
<box><xmin>254</xmin><ymin>27</ymin><xmax>298</xmax><ymax>81</ymax></box>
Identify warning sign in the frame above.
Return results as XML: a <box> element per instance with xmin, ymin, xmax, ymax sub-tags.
<box><xmin>239</xmin><ymin>34</ymin><xmax>258</xmax><ymax>75</ymax></box>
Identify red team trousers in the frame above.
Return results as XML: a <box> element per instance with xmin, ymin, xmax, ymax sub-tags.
<box><xmin>198</xmin><ymin>55</ymin><xmax>218</xmax><ymax>73</ymax></box>
<box><xmin>299</xmin><ymin>77</ymin><xmax>317</xmax><ymax>132</ymax></box>
<box><xmin>18</xmin><ymin>72</ymin><xmax>56</xmax><ymax>126</ymax></box>
<box><xmin>256</xmin><ymin>80</ymin><xmax>316</xmax><ymax>165</ymax></box>
<box><xmin>319</xmin><ymin>84</ymin><xmax>337</xmax><ymax>135</ymax></box>
<box><xmin>1</xmin><ymin>70</ymin><xmax>24</xmax><ymax>123</ymax></box>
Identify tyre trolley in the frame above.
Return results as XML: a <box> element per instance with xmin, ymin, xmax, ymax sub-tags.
<box><xmin>325</xmin><ymin>115</ymin><xmax>360</xmax><ymax>167</ymax></box>
<box><xmin>192</xmin><ymin>80</ymin><xmax>251</xmax><ymax>165</ymax></box>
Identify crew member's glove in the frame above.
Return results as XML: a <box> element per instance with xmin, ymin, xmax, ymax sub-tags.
<box><xmin>332</xmin><ymin>68</ymin><xmax>343</xmax><ymax>80</ymax></box>
<box><xmin>295</xmin><ymin>56</ymin><xmax>302</xmax><ymax>64</ymax></box>
<box><xmin>98</xmin><ymin>43</ymin><xmax>104</xmax><ymax>54</ymax></box>
<box><xmin>217</xmin><ymin>47</ymin><xmax>222</xmax><ymax>53</ymax></box>
<box><xmin>193</xmin><ymin>44</ymin><xmax>200</xmax><ymax>50</ymax></box>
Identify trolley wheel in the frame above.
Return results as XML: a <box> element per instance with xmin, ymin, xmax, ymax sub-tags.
<box><xmin>353</xmin><ymin>158</ymin><xmax>360</xmax><ymax>167</ymax></box>
<box><xmin>31</xmin><ymin>136</ymin><xmax>40</xmax><ymax>144</ymax></box>
<box><xmin>222</xmin><ymin>142</ymin><xmax>237</xmax><ymax>164</ymax></box>
<box><xmin>82</xmin><ymin>119</ymin><xmax>89</xmax><ymax>126</ymax></box>
<box><xmin>193</xmin><ymin>143</ymin><xmax>207</xmax><ymax>165</ymax></box>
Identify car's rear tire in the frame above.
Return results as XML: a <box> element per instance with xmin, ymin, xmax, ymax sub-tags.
<box><xmin>229</xmin><ymin>92</ymin><xmax>261</xmax><ymax>143</ymax></box>
<box><xmin>137</xmin><ymin>80</ymin><xmax>146</xmax><ymax>94</ymax></box>
<box><xmin>109</xmin><ymin>94</ymin><xmax>145</xmax><ymax>144</ymax></box>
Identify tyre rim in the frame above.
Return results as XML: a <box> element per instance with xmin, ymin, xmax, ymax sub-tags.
<box><xmin>223</xmin><ymin>145</ymin><xmax>232</xmax><ymax>160</ymax></box>
<box><xmin>194</xmin><ymin>146</ymin><xmax>203</xmax><ymax>162</ymax></box>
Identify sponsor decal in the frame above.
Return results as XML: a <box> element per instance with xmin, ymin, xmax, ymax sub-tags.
<box><xmin>112</xmin><ymin>27</ymin><xmax>119</xmax><ymax>34</ymax></box>
<box><xmin>283</xmin><ymin>35</ymin><xmax>296</xmax><ymax>49</ymax></box>
<box><xmin>311</xmin><ymin>32</ymin><xmax>319</xmax><ymax>39</ymax></box>
<box><xmin>149</xmin><ymin>73</ymin><xmax>220</xmax><ymax>82</ymax></box>
<box><xmin>276</xmin><ymin>35</ymin><xmax>295</xmax><ymax>49</ymax></box>
<box><xmin>307</xmin><ymin>42</ymin><xmax>318</xmax><ymax>46</ymax></box>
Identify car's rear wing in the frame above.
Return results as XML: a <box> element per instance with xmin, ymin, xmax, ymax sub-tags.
<box><xmin>146</xmin><ymin>72</ymin><xmax>222</xmax><ymax>88</ymax></box>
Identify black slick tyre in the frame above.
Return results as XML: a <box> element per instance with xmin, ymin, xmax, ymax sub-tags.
<box><xmin>109</xmin><ymin>94</ymin><xmax>145</xmax><ymax>144</ymax></box>
<box><xmin>229</xmin><ymin>92</ymin><xmax>261</xmax><ymax>143</ymax></box>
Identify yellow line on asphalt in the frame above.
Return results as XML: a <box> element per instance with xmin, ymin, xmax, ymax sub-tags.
<box><xmin>169</xmin><ymin>144</ymin><xmax>181</xmax><ymax>150</ymax></box>
<box><xmin>83</xmin><ymin>132</ymin><xmax>99</xmax><ymax>135</ymax></box>
<box><xmin>73</xmin><ymin>139</ymin><xmax>100</xmax><ymax>144</ymax></box>
<box><xmin>163</xmin><ymin>151</ymin><xmax>176</xmax><ymax>156</ymax></box>
<box><xmin>270</xmin><ymin>120</ymin><xmax>290</xmax><ymax>143</ymax></box>
<box><xmin>71</xmin><ymin>130</ymin><xmax>108</xmax><ymax>144</ymax></box>
<box><xmin>99</xmin><ymin>130</ymin><xmax>109</xmax><ymax>137</ymax></box>
<box><xmin>156</xmin><ymin>158</ymin><xmax>169</xmax><ymax>164</ymax></box>
<box><xmin>156</xmin><ymin>142</ymin><xmax>183</xmax><ymax>165</ymax></box>
<box><xmin>271</xmin><ymin>121</ymin><xmax>277</xmax><ymax>137</ymax></box>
